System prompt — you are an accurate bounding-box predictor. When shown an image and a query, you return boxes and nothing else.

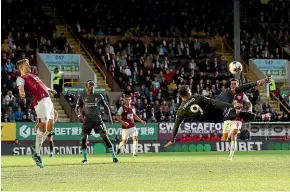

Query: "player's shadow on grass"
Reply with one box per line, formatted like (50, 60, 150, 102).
(1, 161, 148, 168)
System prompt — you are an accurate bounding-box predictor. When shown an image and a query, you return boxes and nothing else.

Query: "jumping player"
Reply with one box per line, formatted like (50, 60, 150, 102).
(115, 95, 146, 157)
(75, 80, 118, 164)
(164, 85, 267, 148)
(34, 110, 59, 157)
(217, 78, 271, 160)
(223, 93, 252, 160)
(165, 85, 238, 147)
(16, 59, 56, 168)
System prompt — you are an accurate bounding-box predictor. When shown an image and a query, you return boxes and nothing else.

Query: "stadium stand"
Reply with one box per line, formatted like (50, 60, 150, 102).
(49, 0, 290, 124)
(1, 0, 70, 122)
(3, 0, 288, 126)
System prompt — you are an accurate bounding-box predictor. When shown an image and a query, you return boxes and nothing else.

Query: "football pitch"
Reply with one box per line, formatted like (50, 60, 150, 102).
(2, 151, 290, 191)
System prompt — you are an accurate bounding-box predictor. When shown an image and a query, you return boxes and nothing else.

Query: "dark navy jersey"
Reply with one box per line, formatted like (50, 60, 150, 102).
(76, 93, 111, 123)
(171, 95, 234, 141)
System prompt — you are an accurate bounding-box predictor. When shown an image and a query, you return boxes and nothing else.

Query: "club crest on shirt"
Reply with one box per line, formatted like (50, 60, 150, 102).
(237, 96, 241, 100)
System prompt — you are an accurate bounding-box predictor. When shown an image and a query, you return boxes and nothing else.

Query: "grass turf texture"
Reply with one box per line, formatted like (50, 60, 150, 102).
(2, 151, 290, 191)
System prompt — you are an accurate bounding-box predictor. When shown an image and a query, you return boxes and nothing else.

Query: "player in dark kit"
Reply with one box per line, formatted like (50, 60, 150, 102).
(165, 85, 238, 147)
(164, 85, 268, 147)
(75, 80, 118, 164)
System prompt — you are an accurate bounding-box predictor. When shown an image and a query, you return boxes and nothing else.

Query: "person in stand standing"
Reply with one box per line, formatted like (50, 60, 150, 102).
(53, 67, 62, 98)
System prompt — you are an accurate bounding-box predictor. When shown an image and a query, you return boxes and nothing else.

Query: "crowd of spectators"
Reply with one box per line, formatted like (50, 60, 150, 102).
(1, 0, 70, 122)
(3, 0, 289, 126)
(54, 0, 232, 39)
(238, 0, 290, 61)
(51, 0, 290, 124)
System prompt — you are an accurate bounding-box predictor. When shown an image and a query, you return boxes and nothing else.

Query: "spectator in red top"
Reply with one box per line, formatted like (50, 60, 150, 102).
(163, 69, 174, 83)
(211, 133, 221, 141)
(196, 134, 204, 141)
(204, 134, 211, 141)
(187, 134, 196, 142)
(283, 133, 289, 141)
(180, 134, 188, 142)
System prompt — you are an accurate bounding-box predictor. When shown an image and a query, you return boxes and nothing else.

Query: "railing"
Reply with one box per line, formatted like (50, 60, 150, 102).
(270, 92, 290, 115)
(62, 81, 86, 90)
(59, 92, 79, 122)
(221, 39, 249, 73)
(63, 25, 107, 84)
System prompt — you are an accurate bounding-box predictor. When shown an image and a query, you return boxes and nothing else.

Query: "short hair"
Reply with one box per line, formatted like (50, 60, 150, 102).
(178, 85, 189, 97)
(125, 95, 131, 98)
(16, 59, 28, 69)
(230, 78, 239, 82)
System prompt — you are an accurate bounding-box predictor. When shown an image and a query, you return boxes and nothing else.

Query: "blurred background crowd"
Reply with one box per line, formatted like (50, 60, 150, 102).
(1, 0, 290, 141)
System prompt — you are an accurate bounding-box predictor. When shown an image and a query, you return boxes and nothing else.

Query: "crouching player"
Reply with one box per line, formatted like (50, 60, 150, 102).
(115, 95, 146, 157)
(75, 80, 118, 164)
(222, 92, 252, 160)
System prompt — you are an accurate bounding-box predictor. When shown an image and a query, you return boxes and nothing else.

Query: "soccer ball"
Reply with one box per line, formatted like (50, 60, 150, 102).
(229, 61, 243, 74)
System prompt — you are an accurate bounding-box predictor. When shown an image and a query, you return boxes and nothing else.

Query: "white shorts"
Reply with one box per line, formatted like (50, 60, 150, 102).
(122, 127, 138, 140)
(34, 97, 54, 122)
(223, 120, 243, 134)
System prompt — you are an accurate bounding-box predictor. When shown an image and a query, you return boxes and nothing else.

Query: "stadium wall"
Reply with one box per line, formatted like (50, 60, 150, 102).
(2, 141, 290, 155)
(2, 122, 289, 142)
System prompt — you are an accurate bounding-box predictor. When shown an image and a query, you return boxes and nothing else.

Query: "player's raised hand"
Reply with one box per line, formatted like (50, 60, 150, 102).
(164, 140, 174, 148)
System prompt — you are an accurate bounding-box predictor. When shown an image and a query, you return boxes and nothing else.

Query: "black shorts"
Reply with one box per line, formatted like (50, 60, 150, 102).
(82, 121, 107, 136)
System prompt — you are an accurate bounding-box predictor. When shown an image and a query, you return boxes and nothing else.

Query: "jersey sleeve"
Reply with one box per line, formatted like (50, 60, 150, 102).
(117, 107, 123, 116)
(195, 95, 233, 110)
(16, 77, 25, 86)
(243, 94, 250, 102)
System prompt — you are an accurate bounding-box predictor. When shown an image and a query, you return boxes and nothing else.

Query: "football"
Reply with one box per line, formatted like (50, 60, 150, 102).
(229, 61, 243, 74)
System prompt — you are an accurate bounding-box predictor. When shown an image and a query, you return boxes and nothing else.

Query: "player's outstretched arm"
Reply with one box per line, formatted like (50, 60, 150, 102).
(165, 115, 184, 147)
(235, 82, 257, 94)
(171, 115, 184, 142)
(235, 76, 271, 94)
(195, 95, 234, 109)
(99, 94, 113, 123)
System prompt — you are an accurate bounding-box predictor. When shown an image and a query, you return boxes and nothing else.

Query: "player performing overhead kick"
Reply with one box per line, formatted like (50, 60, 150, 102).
(75, 80, 118, 164)
(164, 85, 267, 148)
(115, 95, 146, 157)
(16, 59, 57, 168)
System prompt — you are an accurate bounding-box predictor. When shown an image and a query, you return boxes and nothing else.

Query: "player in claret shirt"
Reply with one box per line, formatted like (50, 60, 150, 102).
(116, 95, 146, 157)
(16, 59, 57, 168)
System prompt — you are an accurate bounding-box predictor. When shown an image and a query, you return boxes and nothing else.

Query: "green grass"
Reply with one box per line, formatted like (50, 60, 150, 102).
(2, 151, 290, 191)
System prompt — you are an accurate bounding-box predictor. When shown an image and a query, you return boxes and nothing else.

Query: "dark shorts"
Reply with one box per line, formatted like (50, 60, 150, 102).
(82, 121, 107, 136)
